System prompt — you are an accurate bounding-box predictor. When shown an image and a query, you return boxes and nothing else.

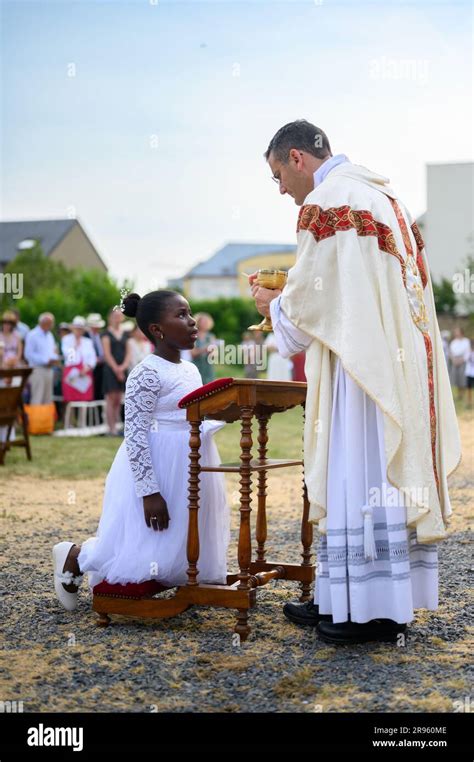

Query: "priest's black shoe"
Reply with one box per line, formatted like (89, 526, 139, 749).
(316, 618, 407, 644)
(283, 600, 332, 626)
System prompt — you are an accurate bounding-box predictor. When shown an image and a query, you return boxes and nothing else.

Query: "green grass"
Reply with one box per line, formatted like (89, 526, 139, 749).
(214, 405, 304, 463)
(2, 406, 305, 480)
(4, 388, 470, 481)
(3, 435, 121, 479)
(453, 395, 473, 416)
(213, 363, 246, 379)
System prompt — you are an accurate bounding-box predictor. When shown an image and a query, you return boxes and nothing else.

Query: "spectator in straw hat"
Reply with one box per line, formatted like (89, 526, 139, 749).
(0, 310, 23, 369)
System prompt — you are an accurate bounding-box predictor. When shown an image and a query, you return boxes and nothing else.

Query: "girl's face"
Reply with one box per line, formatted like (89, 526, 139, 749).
(151, 295, 197, 350)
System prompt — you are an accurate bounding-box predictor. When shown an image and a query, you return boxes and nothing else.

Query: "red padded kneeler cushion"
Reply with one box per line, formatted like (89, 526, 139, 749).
(178, 377, 234, 408)
(93, 579, 165, 598)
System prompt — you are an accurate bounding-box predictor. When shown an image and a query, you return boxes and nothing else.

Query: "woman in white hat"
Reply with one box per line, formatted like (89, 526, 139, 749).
(61, 316, 97, 403)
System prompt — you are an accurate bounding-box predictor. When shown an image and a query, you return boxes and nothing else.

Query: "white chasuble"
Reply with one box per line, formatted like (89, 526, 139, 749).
(269, 160, 461, 622)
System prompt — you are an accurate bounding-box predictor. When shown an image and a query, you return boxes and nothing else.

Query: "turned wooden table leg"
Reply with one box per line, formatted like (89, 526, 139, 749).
(96, 612, 111, 627)
(300, 404, 313, 601)
(256, 414, 269, 562)
(235, 406, 254, 641)
(186, 419, 202, 586)
(300, 483, 313, 601)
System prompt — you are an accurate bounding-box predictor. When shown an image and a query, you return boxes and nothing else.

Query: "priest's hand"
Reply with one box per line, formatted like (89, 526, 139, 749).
(143, 492, 170, 531)
(251, 284, 282, 318)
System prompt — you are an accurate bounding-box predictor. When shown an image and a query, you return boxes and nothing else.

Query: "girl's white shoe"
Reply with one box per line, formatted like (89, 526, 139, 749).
(53, 542, 83, 611)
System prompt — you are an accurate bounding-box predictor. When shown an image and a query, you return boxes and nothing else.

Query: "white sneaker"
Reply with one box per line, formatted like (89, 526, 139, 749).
(53, 542, 83, 611)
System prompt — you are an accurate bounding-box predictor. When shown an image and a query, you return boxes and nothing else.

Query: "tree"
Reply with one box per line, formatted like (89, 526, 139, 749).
(432, 276, 457, 315)
(0, 245, 132, 327)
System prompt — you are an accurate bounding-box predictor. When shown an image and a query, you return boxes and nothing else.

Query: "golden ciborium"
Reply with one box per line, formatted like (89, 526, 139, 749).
(248, 268, 288, 332)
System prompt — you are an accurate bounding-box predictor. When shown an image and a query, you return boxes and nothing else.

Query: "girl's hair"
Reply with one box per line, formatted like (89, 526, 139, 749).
(122, 290, 177, 342)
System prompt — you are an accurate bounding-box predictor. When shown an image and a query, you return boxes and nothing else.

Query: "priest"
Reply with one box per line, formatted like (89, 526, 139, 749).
(250, 120, 461, 645)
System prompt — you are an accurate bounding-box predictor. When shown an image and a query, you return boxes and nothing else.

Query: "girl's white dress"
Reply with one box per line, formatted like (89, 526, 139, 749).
(78, 354, 230, 588)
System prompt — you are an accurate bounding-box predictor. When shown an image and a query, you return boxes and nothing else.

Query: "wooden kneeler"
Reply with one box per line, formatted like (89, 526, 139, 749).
(92, 378, 314, 640)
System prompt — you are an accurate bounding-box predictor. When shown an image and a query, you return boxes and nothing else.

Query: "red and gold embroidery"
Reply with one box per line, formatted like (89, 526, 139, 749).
(298, 200, 439, 496)
(422, 332, 440, 494)
(390, 198, 414, 257)
(410, 221, 428, 289)
(297, 204, 407, 284)
(389, 198, 439, 496)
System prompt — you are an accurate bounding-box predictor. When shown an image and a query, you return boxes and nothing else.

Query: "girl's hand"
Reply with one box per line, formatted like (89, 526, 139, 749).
(143, 492, 170, 531)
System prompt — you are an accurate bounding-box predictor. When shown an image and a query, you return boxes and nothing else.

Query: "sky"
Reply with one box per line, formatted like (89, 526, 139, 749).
(1, 0, 473, 294)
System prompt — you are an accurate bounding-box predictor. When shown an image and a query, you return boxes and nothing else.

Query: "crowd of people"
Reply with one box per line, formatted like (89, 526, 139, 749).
(441, 326, 474, 406)
(0, 308, 154, 435)
(1, 305, 473, 437)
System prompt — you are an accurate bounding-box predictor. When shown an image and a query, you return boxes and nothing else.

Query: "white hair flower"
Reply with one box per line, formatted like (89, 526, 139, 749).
(114, 287, 131, 313)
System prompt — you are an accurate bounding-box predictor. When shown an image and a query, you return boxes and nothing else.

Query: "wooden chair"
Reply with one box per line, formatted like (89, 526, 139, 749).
(0, 367, 33, 465)
(92, 378, 314, 640)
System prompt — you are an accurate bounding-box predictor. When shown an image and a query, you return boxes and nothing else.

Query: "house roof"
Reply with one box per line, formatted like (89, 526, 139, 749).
(0, 218, 107, 270)
(185, 242, 296, 278)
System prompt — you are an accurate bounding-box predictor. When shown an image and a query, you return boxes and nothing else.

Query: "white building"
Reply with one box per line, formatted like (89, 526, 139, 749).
(180, 242, 297, 300)
(419, 162, 473, 282)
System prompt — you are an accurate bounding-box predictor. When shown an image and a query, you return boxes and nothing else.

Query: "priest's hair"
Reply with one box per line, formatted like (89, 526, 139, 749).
(264, 119, 331, 163)
(122, 290, 177, 342)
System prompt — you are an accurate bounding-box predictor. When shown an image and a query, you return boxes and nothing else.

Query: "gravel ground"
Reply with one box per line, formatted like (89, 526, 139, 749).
(0, 415, 472, 713)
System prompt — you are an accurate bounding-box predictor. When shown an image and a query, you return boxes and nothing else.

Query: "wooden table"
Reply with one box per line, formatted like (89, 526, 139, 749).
(93, 379, 314, 640)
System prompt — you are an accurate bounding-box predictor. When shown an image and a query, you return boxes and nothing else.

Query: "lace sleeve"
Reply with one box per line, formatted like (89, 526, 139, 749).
(124, 363, 161, 498)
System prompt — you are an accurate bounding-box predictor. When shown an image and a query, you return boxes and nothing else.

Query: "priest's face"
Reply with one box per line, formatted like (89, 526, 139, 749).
(268, 149, 315, 206)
